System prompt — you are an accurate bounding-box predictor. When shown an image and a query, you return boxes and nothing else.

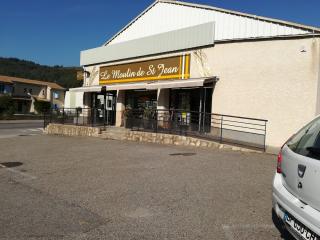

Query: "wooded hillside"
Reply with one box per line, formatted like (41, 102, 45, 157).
(0, 57, 82, 88)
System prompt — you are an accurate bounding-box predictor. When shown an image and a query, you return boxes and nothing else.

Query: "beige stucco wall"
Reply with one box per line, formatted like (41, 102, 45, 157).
(13, 83, 47, 99)
(190, 37, 320, 151)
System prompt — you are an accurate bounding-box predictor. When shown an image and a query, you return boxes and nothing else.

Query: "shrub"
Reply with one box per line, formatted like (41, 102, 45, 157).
(0, 95, 15, 116)
(34, 100, 51, 114)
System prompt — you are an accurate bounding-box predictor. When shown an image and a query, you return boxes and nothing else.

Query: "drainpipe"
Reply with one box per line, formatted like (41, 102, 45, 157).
(198, 88, 203, 132)
(318, 36, 320, 115)
(315, 34, 320, 115)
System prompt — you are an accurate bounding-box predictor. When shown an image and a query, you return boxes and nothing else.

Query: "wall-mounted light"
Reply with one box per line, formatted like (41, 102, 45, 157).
(84, 71, 91, 78)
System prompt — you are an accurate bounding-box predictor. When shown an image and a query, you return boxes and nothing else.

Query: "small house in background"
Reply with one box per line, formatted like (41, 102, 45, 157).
(0, 75, 65, 113)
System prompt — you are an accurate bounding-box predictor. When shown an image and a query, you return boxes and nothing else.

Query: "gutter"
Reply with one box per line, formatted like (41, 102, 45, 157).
(316, 36, 320, 115)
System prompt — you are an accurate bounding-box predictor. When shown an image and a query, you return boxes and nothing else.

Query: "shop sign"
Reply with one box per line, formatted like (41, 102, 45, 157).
(99, 55, 190, 85)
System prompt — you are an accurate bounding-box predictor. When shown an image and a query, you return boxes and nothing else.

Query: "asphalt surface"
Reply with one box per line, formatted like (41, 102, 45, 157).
(0, 120, 43, 138)
(0, 135, 292, 240)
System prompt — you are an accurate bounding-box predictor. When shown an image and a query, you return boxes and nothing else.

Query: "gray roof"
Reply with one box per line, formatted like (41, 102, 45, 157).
(104, 0, 320, 46)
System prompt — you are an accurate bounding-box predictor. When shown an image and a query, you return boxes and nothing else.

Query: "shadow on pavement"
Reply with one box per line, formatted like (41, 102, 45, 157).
(0, 162, 23, 168)
(272, 209, 295, 240)
(169, 152, 196, 156)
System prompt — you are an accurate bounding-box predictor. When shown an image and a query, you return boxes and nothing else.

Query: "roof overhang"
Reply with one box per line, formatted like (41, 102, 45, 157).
(80, 22, 215, 66)
(144, 77, 217, 90)
(12, 97, 32, 101)
(106, 77, 218, 91)
(33, 96, 50, 102)
(70, 77, 217, 93)
(105, 82, 149, 91)
(69, 86, 102, 93)
(104, 0, 320, 46)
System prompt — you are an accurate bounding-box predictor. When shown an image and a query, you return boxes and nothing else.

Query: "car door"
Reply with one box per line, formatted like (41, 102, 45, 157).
(281, 116, 320, 211)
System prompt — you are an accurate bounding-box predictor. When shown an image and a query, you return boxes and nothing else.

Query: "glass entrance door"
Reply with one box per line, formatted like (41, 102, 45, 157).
(92, 91, 117, 126)
(169, 87, 213, 132)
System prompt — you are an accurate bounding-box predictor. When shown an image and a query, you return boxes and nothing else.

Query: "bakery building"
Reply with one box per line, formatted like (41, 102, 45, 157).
(70, 0, 320, 152)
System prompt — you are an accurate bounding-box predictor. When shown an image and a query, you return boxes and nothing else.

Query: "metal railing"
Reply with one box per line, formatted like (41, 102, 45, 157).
(124, 109, 268, 151)
(44, 108, 268, 151)
(43, 108, 116, 128)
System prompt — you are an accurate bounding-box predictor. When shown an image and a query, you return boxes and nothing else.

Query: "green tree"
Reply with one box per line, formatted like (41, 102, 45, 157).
(34, 100, 51, 114)
(0, 95, 15, 116)
(0, 57, 82, 88)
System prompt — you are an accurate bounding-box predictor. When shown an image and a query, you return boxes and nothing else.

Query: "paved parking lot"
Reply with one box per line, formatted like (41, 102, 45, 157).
(0, 120, 43, 139)
(0, 135, 291, 239)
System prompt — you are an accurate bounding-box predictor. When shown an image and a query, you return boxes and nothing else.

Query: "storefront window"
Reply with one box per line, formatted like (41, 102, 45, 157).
(170, 88, 212, 113)
(170, 89, 199, 111)
(125, 90, 157, 110)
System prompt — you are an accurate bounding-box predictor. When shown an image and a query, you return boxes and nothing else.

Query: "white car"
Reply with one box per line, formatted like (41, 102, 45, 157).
(273, 116, 320, 240)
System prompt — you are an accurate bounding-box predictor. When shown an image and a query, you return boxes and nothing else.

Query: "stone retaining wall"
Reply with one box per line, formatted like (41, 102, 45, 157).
(45, 124, 262, 153)
(45, 124, 101, 137)
(126, 131, 219, 148)
(125, 131, 260, 153)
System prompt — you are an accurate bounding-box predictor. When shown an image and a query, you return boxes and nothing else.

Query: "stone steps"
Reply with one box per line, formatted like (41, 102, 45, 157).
(100, 127, 128, 141)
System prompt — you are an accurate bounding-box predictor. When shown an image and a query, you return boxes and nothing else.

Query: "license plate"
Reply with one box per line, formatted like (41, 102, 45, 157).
(284, 212, 318, 240)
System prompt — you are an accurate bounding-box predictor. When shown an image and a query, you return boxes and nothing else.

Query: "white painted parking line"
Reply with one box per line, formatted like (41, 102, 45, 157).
(0, 134, 17, 139)
(26, 128, 41, 132)
(0, 126, 43, 139)
(0, 163, 37, 180)
(222, 225, 235, 240)
(224, 224, 275, 229)
(222, 224, 276, 240)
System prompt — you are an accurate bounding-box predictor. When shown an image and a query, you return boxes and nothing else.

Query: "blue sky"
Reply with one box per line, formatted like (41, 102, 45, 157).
(1, 0, 319, 67)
